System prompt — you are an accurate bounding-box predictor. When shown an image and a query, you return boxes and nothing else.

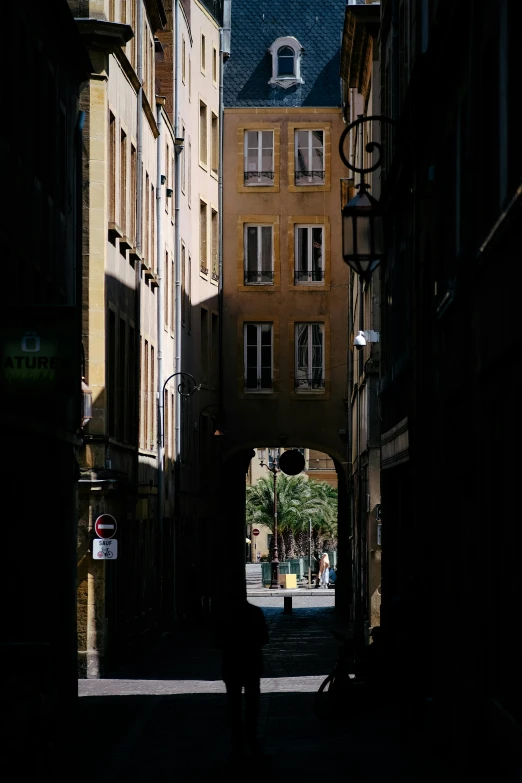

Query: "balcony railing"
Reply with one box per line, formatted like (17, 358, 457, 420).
(200, 265, 208, 275)
(295, 378, 325, 391)
(307, 458, 335, 471)
(244, 270, 274, 285)
(212, 271, 219, 282)
(295, 269, 324, 284)
(244, 377, 274, 392)
(295, 170, 324, 184)
(244, 171, 275, 185)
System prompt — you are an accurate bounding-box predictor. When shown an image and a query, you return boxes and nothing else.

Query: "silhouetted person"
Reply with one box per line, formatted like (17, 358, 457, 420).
(213, 593, 269, 759)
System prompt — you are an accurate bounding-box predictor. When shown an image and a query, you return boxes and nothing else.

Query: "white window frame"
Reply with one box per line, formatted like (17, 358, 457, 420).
(295, 323, 325, 392)
(244, 130, 274, 186)
(294, 224, 324, 284)
(294, 129, 324, 185)
(244, 323, 273, 392)
(268, 36, 304, 88)
(244, 224, 274, 285)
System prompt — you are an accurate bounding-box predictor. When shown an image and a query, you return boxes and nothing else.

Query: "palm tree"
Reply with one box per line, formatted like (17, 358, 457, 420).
(246, 473, 337, 560)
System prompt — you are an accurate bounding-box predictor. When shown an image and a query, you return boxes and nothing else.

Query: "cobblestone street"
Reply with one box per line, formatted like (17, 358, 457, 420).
(77, 595, 460, 782)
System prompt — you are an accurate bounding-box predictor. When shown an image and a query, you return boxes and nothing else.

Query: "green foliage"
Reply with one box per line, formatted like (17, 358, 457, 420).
(246, 473, 337, 560)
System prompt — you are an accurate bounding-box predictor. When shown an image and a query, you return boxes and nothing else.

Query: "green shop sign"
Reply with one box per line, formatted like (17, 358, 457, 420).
(1, 307, 78, 398)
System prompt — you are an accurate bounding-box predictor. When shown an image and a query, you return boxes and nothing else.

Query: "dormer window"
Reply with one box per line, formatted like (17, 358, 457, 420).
(268, 36, 304, 89)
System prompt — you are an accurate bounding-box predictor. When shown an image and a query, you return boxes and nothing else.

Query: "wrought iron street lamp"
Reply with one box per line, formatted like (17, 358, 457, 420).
(258, 447, 282, 589)
(161, 371, 200, 446)
(339, 114, 402, 280)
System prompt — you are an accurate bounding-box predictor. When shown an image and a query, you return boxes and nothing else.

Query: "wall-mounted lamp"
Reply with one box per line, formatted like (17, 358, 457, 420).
(174, 137, 185, 154)
(81, 377, 93, 427)
(166, 188, 173, 198)
(342, 183, 384, 279)
(161, 174, 167, 185)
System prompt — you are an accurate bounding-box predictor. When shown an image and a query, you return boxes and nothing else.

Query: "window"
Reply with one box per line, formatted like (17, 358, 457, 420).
(244, 130, 274, 185)
(201, 308, 209, 384)
(130, 144, 137, 243)
(188, 139, 192, 206)
(201, 34, 206, 72)
(211, 313, 219, 388)
(294, 225, 323, 284)
(268, 36, 303, 88)
(200, 201, 208, 273)
(145, 171, 150, 262)
(144, 338, 149, 448)
(171, 257, 175, 331)
(118, 317, 126, 440)
(244, 323, 273, 392)
(244, 225, 273, 285)
(295, 323, 325, 391)
(211, 112, 218, 174)
(295, 130, 324, 184)
(277, 46, 295, 76)
(150, 345, 155, 448)
(181, 243, 186, 325)
(212, 46, 217, 83)
(188, 56, 192, 101)
(108, 309, 116, 436)
(120, 129, 127, 233)
(109, 113, 116, 224)
(211, 209, 218, 281)
(199, 101, 207, 166)
(150, 184, 155, 272)
(187, 255, 192, 333)
(182, 36, 186, 83)
(164, 251, 169, 326)
(181, 123, 186, 193)
(165, 142, 170, 213)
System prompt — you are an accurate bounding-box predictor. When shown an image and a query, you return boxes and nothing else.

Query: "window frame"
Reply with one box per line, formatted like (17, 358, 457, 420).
(288, 216, 330, 289)
(243, 224, 274, 286)
(238, 215, 280, 289)
(243, 322, 274, 394)
(294, 322, 325, 393)
(268, 36, 304, 88)
(243, 129, 274, 187)
(294, 129, 324, 186)
(237, 124, 280, 193)
(294, 224, 324, 285)
(288, 122, 331, 192)
(199, 199, 208, 275)
(199, 99, 208, 168)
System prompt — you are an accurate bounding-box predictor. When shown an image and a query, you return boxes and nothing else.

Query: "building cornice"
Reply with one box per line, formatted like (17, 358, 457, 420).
(144, 0, 168, 32)
(74, 18, 134, 53)
(340, 4, 380, 95)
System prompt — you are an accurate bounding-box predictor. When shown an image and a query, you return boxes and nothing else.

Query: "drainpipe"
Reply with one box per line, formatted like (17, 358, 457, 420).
(172, 0, 181, 621)
(174, 0, 181, 459)
(219, 3, 231, 416)
(156, 100, 165, 621)
(135, 0, 143, 463)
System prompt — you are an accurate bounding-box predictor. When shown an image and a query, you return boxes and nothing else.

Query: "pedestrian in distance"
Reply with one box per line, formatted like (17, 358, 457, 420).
(213, 591, 269, 761)
(318, 552, 330, 588)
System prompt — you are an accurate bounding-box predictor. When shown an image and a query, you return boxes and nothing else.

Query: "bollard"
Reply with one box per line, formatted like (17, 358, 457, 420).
(284, 596, 292, 614)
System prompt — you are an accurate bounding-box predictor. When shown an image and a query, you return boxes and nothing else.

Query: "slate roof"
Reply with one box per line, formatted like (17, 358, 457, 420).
(223, 0, 346, 108)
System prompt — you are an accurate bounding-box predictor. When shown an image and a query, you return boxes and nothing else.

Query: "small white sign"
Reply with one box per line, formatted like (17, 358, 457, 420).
(93, 538, 118, 560)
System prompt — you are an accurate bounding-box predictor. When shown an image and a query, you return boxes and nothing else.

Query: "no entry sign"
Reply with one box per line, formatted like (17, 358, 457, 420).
(252, 528, 260, 536)
(94, 514, 117, 539)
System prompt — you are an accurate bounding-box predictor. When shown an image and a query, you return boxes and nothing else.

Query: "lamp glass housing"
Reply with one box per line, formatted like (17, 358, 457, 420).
(257, 448, 266, 462)
(342, 184, 384, 278)
(81, 378, 93, 427)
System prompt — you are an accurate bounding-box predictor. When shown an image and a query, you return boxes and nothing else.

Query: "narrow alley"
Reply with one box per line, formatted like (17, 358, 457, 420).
(77, 595, 459, 782)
